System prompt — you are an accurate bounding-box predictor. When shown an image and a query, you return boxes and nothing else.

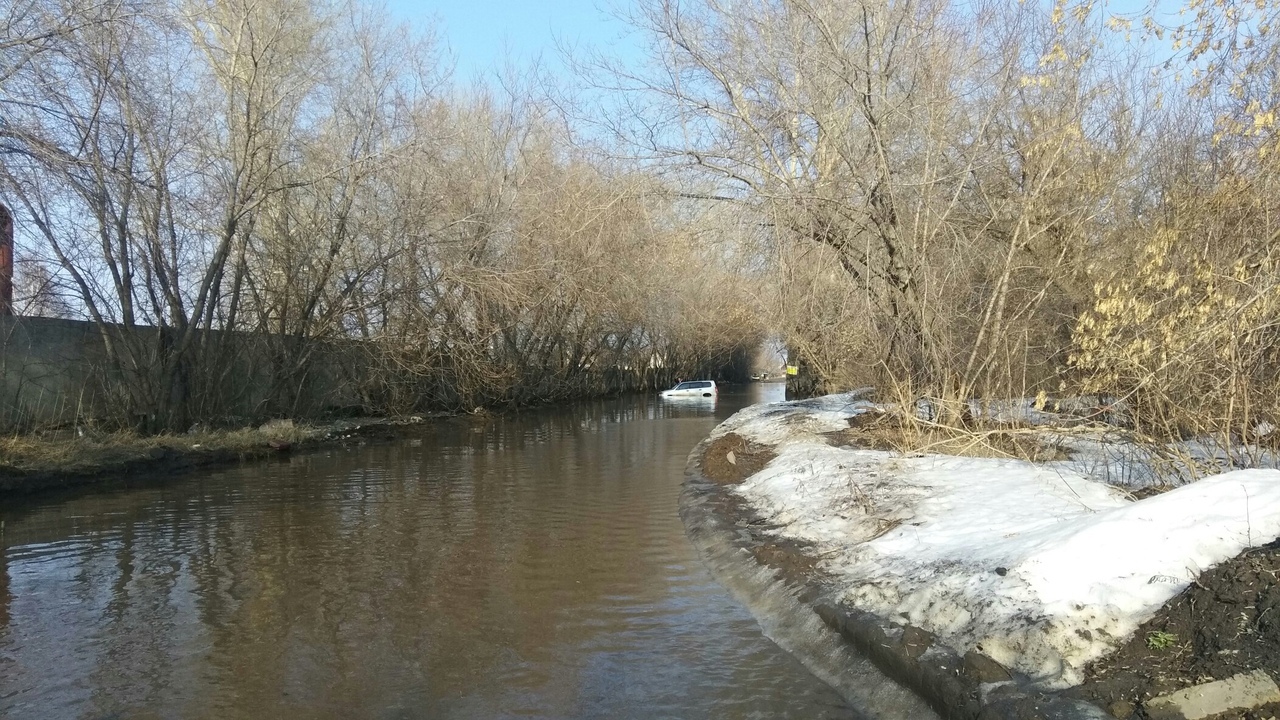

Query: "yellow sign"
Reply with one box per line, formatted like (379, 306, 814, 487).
(785, 365, 798, 376)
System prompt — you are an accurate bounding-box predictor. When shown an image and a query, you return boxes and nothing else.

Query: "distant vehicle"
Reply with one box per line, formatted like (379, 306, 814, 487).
(660, 380, 717, 398)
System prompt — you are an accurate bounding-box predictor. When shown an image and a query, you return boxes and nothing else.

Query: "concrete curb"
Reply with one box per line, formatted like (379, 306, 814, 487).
(680, 435, 1113, 720)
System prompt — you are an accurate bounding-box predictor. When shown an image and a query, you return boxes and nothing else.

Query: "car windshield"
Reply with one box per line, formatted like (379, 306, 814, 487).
(673, 381, 711, 390)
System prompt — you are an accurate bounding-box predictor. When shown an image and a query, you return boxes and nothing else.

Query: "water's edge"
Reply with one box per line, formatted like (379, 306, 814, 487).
(0, 417, 427, 497)
(679, 436, 1113, 720)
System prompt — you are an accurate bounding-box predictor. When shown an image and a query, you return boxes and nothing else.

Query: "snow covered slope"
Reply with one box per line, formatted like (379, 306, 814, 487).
(717, 393, 1280, 688)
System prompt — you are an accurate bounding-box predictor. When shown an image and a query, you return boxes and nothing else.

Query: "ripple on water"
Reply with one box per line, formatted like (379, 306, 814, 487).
(1, 388, 862, 719)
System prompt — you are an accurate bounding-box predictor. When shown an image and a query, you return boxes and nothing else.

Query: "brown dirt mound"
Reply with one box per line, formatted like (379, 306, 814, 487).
(700, 433, 777, 484)
(1066, 540, 1280, 719)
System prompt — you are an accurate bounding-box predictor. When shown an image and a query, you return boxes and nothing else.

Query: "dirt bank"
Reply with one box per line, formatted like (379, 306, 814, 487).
(700, 432, 777, 484)
(0, 415, 446, 496)
(1065, 540, 1280, 719)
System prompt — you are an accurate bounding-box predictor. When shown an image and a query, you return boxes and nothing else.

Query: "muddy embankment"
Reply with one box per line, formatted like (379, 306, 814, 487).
(0, 416, 442, 497)
(681, 432, 1114, 720)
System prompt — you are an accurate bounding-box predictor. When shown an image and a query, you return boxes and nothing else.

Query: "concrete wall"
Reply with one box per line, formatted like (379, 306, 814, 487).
(0, 316, 751, 430)
(0, 316, 361, 430)
(0, 316, 111, 428)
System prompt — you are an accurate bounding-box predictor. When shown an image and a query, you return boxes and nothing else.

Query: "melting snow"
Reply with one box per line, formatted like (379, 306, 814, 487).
(720, 392, 1280, 688)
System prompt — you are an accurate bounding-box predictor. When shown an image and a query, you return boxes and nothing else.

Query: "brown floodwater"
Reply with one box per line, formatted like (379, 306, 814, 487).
(0, 384, 861, 719)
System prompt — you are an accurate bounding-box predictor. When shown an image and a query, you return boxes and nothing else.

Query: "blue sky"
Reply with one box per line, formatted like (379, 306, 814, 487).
(384, 0, 644, 81)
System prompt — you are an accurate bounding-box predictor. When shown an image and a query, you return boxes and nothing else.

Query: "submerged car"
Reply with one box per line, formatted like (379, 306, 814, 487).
(660, 380, 717, 398)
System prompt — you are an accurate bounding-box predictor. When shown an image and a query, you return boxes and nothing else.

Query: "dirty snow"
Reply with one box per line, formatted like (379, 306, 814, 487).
(720, 392, 1280, 688)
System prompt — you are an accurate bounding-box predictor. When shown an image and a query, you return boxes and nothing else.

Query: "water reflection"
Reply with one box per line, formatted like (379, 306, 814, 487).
(0, 546, 8, 628)
(657, 394, 719, 416)
(0, 384, 858, 719)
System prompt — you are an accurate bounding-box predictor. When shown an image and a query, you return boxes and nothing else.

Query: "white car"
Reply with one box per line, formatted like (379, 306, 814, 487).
(660, 380, 717, 398)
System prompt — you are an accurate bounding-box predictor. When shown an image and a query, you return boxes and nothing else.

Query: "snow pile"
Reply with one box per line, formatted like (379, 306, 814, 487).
(720, 393, 1280, 688)
(712, 393, 875, 446)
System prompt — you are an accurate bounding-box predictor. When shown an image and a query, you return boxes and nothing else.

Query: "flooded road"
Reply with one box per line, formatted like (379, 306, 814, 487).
(0, 384, 858, 719)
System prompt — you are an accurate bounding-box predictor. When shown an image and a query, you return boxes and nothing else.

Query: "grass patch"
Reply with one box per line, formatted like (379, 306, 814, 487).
(826, 411, 1069, 462)
(1145, 630, 1178, 651)
(0, 421, 315, 477)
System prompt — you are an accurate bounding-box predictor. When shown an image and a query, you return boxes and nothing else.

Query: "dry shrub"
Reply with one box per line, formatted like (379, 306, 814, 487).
(1071, 212, 1280, 466)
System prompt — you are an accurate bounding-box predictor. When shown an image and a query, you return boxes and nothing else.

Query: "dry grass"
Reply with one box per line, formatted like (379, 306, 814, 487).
(0, 421, 316, 476)
(827, 411, 1069, 462)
